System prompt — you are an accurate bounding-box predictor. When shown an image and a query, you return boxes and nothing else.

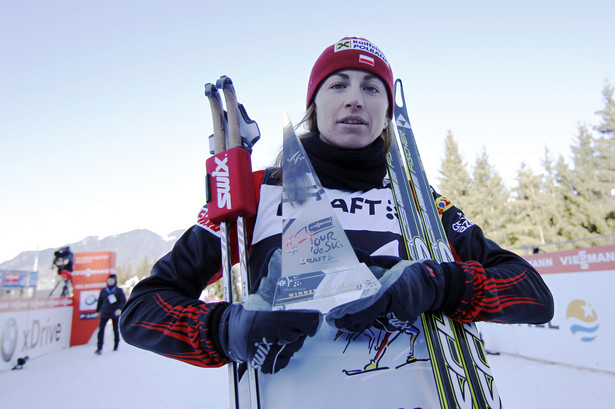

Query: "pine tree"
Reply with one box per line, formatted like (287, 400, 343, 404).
(539, 148, 566, 245)
(554, 155, 581, 244)
(437, 130, 472, 210)
(593, 81, 615, 230)
(135, 256, 153, 279)
(465, 148, 511, 245)
(115, 263, 133, 286)
(595, 80, 615, 136)
(555, 125, 609, 245)
(508, 163, 545, 248)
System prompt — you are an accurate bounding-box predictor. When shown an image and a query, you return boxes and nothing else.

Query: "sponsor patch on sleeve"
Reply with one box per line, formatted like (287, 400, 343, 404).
(452, 211, 474, 234)
(435, 196, 453, 216)
(196, 206, 220, 236)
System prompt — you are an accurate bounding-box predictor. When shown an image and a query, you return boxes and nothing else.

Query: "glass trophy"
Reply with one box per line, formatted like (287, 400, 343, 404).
(271, 113, 381, 313)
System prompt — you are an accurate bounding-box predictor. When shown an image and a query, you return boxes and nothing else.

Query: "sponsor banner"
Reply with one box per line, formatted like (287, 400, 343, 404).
(0, 298, 73, 313)
(479, 244, 615, 373)
(78, 290, 100, 312)
(0, 299, 72, 372)
(0, 270, 37, 288)
(524, 244, 615, 274)
(70, 252, 116, 346)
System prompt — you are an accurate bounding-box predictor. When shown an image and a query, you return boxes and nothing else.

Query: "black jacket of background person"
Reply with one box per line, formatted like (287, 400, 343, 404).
(97, 285, 126, 318)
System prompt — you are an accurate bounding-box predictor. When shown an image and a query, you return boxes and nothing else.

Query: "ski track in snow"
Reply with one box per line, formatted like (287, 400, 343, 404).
(1, 331, 613, 408)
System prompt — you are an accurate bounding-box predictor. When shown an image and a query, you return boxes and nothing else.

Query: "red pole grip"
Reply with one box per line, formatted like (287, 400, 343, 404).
(206, 147, 257, 224)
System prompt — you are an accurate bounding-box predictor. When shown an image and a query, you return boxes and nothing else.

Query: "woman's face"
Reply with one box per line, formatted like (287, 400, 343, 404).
(314, 69, 389, 149)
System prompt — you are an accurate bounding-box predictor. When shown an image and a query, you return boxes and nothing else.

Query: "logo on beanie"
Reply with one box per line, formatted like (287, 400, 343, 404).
(336, 40, 352, 51)
(358, 54, 375, 66)
(334, 38, 389, 67)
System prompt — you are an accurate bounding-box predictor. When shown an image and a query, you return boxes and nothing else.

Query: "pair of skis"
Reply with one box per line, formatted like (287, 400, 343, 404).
(204, 76, 261, 409)
(387, 79, 502, 408)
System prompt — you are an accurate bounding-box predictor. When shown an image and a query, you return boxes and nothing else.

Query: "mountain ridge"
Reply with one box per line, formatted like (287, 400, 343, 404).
(0, 228, 186, 289)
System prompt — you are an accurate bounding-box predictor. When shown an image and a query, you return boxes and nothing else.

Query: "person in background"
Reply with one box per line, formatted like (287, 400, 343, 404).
(95, 274, 126, 355)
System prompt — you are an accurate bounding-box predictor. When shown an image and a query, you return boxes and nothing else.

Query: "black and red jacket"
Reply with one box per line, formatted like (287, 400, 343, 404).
(119, 168, 554, 368)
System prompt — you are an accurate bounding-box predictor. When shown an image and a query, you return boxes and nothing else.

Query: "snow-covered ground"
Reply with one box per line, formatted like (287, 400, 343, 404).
(1, 330, 613, 408)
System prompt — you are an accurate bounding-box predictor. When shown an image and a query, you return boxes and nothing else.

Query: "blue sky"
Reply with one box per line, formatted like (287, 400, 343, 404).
(1, 0, 614, 263)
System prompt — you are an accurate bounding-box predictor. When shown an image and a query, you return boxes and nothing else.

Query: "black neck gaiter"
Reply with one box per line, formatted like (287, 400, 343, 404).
(301, 134, 387, 191)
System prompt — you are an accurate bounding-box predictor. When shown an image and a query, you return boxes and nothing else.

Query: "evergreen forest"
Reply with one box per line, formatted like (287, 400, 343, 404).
(437, 81, 615, 254)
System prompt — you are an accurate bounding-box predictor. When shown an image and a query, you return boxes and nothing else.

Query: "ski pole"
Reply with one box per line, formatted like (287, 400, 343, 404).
(216, 75, 261, 409)
(205, 82, 238, 409)
(216, 76, 254, 302)
(205, 76, 260, 409)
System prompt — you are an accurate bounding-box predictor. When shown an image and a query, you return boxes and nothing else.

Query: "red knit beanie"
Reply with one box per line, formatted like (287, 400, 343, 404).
(307, 37, 394, 118)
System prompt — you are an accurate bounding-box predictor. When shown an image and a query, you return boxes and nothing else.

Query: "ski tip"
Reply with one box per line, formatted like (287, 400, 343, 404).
(394, 78, 405, 109)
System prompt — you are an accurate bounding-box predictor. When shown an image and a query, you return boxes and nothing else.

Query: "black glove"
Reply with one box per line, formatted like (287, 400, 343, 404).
(218, 303, 321, 374)
(326, 258, 459, 333)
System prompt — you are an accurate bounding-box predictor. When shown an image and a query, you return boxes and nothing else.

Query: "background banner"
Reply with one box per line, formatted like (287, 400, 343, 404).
(0, 298, 72, 372)
(479, 244, 615, 373)
(70, 251, 116, 346)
